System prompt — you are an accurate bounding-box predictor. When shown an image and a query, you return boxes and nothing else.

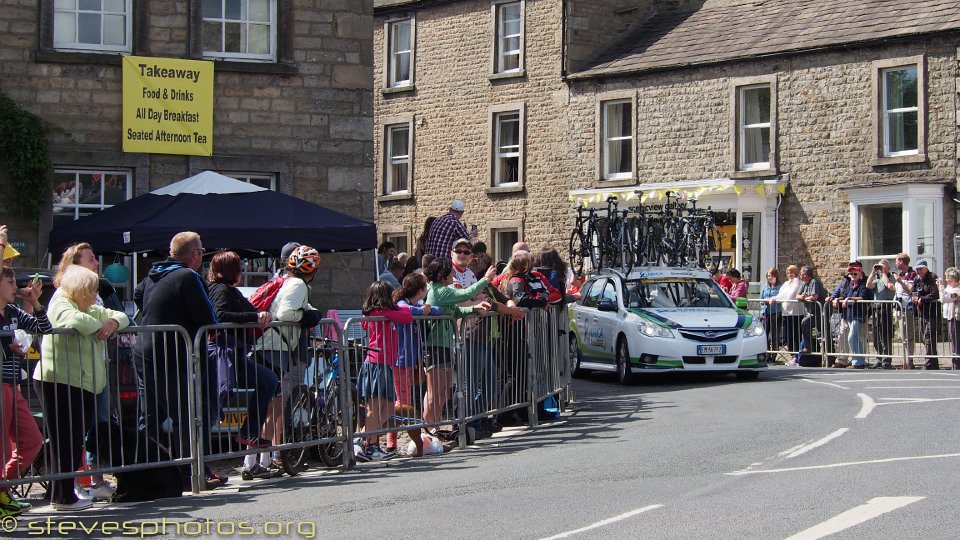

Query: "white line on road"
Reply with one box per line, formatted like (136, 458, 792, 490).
(539, 504, 664, 539)
(855, 393, 875, 419)
(783, 428, 849, 459)
(867, 386, 960, 389)
(833, 378, 954, 383)
(783, 496, 924, 540)
(802, 379, 850, 390)
(725, 452, 960, 475)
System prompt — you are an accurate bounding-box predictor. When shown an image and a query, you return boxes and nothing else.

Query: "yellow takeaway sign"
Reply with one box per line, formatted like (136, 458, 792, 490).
(122, 56, 214, 156)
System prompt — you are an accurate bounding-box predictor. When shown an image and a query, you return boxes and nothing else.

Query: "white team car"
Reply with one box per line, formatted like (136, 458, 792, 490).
(569, 267, 767, 384)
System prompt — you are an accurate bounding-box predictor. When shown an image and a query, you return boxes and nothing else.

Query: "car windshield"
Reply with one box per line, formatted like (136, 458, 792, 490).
(625, 277, 733, 309)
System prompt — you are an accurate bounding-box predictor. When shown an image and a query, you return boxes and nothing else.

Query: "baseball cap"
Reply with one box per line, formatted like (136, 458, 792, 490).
(450, 199, 465, 212)
(451, 238, 472, 251)
(280, 242, 301, 261)
(846, 265, 862, 274)
(916, 259, 929, 268)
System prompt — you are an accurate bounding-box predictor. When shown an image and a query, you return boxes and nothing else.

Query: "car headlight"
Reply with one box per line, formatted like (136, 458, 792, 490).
(746, 318, 765, 337)
(638, 319, 674, 339)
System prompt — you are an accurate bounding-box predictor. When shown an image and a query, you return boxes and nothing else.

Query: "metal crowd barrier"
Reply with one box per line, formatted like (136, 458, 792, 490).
(747, 297, 957, 369)
(2, 306, 570, 498)
(0, 325, 197, 494)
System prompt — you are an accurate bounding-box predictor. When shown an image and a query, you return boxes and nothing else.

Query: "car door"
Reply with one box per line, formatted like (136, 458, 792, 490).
(575, 278, 606, 361)
(595, 279, 623, 364)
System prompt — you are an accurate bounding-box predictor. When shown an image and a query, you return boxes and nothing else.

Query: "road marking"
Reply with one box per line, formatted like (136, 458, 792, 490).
(539, 504, 664, 539)
(876, 397, 960, 405)
(802, 379, 850, 390)
(867, 386, 960, 389)
(833, 378, 954, 383)
(783, 428, 849, 459)
(726, 452, 960, 475)
(784, 496, 924, 540)
(855, 393, 875, 419)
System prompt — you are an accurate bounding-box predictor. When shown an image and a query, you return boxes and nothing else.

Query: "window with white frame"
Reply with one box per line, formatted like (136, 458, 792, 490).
(738, 84, 771, 170)
(601, 99, 633, 180)
(383, 233, 409, 256)
(493, 229, 519, 262)
(493, 111, 521, 186)
(226, 173, 276, 190)
(494, 2, 522, 74)
(53, 0, 131, 52)
(387, 18, 413, 88)
(849, 184, 943, 272)
(857, 203, 902, 268)
(202, 0, 276, 61)
(881, 66, 919, 157)
(385, 123, 412, 194)
(52, 169, 132, 231)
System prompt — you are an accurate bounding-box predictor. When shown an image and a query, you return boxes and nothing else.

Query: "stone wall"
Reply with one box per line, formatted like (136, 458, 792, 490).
(0, 0, 374, 310)
(374, 0, 573, 255)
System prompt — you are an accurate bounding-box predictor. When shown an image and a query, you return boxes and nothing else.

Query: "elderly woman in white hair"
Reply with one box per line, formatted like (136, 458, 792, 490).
(939, 267, 960, 370)
(33, 265, 129, 511)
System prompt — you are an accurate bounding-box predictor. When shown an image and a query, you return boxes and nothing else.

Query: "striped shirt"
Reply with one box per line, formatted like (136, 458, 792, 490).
(1, 304, 53, 384)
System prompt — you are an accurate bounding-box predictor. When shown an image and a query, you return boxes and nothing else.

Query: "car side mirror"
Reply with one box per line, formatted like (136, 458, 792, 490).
(735, 297, 748, 310)
(597, 299, 618, 312)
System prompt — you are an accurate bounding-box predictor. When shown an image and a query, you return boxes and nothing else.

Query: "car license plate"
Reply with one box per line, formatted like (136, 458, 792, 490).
(697, 344, 726, 356)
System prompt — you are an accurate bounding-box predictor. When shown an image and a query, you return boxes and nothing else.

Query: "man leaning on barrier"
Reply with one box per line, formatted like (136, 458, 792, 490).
(133, 232, 222, 488)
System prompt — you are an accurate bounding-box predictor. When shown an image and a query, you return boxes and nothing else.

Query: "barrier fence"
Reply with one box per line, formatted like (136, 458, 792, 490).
(0, 306, 570, 499)
(747, 298, 958, 369)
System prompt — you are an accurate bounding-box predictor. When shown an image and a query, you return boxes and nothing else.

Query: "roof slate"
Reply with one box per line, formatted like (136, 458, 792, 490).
(573, 0, 960, 79)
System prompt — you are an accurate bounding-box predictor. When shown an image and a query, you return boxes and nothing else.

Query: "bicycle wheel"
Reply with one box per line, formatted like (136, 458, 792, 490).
(282, 384, 316, 476)
(315, 392, 345, 468)
(568, 229, 585, 276)
(587, 223, 603, 271)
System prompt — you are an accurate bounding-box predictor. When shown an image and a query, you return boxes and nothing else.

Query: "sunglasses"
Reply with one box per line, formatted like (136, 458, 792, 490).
(453, 249, 472, 255)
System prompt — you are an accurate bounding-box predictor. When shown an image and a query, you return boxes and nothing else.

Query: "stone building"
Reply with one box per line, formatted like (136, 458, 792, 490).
(0, 0, 375, 308)
(373, 0, 960, 283)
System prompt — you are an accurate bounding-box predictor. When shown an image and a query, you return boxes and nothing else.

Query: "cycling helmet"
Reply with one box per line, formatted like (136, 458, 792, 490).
(287, 245, 321, 274)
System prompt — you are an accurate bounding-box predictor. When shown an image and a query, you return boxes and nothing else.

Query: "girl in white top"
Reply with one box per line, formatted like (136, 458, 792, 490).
(938, 267, 960, 370)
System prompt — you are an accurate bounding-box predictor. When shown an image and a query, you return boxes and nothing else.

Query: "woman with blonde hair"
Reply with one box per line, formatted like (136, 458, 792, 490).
(33, 265, 129, 511)
(772, 264, 804, 364)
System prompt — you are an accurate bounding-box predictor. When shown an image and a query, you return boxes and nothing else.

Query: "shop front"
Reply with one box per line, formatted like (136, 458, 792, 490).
(568, 176, 788, 286)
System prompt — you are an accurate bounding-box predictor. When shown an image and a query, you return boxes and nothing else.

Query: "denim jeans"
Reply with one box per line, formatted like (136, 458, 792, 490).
(847, 319, 865, 366)
(466, 338, 496, 415)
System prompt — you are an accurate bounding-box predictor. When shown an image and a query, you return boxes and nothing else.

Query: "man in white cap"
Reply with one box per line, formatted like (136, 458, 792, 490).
(424, 199, 471, 258)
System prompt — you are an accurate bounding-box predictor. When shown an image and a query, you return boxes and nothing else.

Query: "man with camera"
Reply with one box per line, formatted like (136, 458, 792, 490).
(866, 259, 896, 368)
(893, 253, 917, 368)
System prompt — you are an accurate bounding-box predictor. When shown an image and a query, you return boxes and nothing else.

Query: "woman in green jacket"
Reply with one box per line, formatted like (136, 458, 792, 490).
(33, 265, 129, 511)
(422, 258, 494, 426)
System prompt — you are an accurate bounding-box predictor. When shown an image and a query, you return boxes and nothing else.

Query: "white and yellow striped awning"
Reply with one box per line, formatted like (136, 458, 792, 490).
(567, 176, 789, 206)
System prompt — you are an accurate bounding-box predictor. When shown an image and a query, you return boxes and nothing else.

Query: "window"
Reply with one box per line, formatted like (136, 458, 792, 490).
(385, 123, 412, 195)
(858, 203, 902, 267)
(52, 169, 132, 231)
(387, 18, 413, 88)
(882, 66, 918, 156)
(849, 184, 943, 272)
(493, 229, 519, 262)
(53, 0, 132, 52)
(738, 85, 771, 170)
(202, 0, 276, 61)
(582, 279, 604, 309)
(493, 111, 521, 186)
(493, 2, 522, 74)
(601, 99, 633, 180)
(872, 57, 925, 165)
(226, 173, 276, 190)
(383, 233, 409, 255)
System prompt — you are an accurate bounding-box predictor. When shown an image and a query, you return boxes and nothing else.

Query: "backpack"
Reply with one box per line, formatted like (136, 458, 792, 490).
(249, 276, 290, 312)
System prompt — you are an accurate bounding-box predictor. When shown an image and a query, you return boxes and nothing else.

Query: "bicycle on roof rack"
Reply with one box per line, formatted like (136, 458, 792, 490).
(569, 191, 728, 273)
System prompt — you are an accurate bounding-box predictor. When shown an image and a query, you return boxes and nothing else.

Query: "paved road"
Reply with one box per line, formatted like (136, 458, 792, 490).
(11, 368, 960, 539)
